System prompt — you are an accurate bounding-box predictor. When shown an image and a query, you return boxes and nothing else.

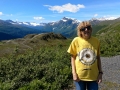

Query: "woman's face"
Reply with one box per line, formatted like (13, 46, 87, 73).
(80, 26, 92, 40)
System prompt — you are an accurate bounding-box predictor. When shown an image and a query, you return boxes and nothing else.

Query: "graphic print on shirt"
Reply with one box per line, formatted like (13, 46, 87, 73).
(78, 48, 96, 65)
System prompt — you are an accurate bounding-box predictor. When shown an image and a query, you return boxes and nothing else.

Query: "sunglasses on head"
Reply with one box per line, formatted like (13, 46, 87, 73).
(80, 26, 91, 31)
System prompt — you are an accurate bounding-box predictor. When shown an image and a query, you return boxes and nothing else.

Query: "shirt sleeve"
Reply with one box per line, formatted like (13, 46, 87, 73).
(67, 38, 77, 56)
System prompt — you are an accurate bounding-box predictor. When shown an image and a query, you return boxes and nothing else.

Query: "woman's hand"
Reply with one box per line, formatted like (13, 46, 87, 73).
(72, 73, 80, 82)
(71, 55, 80, 82)
(97, 74, 102, 84)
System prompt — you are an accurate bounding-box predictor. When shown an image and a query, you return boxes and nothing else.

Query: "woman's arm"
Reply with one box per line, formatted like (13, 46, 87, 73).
(97, 55, 102, 72)
(71, 55, 80, 81)
(97, 55, 103, 83)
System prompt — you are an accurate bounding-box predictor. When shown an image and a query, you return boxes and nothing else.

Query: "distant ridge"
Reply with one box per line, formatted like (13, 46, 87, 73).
(24, 32, 67, 41)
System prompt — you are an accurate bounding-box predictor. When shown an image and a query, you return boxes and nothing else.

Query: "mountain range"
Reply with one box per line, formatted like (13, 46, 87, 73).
(0, 17, 120, 40)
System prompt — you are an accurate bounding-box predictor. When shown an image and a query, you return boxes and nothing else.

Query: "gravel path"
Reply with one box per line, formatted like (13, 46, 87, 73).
(99, 55, 120, 90)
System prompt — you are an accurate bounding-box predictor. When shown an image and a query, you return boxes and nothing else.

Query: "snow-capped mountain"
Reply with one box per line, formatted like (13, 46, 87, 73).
(45, 17, 81, 26)
(40, 17, 81, 37)
(60, 17, 81, 24)
(5, 17, 81, 27)
(5, 20, 46, 26)
(1, 16, 120, 40)
(5, 16, 118, 27)
(91, 17, 118, 21)
(0, 19, 46, 40)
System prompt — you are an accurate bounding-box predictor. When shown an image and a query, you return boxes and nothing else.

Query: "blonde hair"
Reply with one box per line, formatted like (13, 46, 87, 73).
(77, 21, 92, 37)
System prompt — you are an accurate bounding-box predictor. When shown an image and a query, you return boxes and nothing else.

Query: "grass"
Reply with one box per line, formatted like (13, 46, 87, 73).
(0, 33, 71, 57)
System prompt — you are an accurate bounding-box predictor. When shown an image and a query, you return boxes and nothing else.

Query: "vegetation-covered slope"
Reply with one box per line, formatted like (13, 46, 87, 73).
(0, 46, 72, 90)
(0, 33, 66, 56)
(96, 22, 120, 56)
(0, 33, 73, 90)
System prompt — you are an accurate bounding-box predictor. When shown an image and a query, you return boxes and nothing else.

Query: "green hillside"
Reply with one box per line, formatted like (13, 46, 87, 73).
(0, 33, 73, 90)
(0, 45, 73, 90)
(96, 21, 120, 56)
(0, 33, 67, 57)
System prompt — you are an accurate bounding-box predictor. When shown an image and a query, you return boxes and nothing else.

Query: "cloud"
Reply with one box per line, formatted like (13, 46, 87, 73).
(0, 12, 3, 15)
(94, 14, 98, 17)
(44, 3, 85, 13)
(6, 14, 13, 16)
(33, 17, 44, 20)
(0, 12, 13, 16)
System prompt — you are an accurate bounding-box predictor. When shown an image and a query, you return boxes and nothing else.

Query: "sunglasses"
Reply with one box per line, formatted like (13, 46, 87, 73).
(80, 26, 91, 31)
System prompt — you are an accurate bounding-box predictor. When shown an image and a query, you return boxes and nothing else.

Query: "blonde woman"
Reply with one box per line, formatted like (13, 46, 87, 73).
(67, 21, 103, 90)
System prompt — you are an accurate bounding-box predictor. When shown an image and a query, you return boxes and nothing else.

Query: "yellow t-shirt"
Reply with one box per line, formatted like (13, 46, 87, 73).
(67, 36, 100, 81)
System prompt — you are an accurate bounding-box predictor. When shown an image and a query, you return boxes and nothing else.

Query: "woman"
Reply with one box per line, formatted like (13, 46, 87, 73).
(67, 21, 103, 90)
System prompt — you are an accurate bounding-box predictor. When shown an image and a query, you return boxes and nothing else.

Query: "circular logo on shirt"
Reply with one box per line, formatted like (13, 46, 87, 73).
(78, 48, 96, 65)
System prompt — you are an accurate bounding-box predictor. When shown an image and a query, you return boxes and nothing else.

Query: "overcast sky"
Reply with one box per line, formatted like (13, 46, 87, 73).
(0, 0, 120, 23)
